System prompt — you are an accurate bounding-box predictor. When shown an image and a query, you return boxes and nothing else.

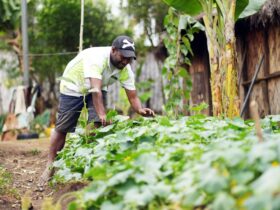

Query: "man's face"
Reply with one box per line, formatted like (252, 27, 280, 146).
(110, 47, 133, 70)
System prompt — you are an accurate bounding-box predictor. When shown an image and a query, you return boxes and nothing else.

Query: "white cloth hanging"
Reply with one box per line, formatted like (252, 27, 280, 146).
(14, 86, 27, 115)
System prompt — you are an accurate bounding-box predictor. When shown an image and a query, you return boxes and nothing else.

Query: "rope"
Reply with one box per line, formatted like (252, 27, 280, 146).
(19, 51, 78, 57)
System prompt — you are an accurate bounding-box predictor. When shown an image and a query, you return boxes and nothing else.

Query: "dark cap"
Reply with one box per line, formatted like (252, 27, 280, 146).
(112, 35, 136, 59)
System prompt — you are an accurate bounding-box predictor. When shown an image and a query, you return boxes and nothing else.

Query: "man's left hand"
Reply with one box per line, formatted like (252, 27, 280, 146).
(137, 108, 155, 117)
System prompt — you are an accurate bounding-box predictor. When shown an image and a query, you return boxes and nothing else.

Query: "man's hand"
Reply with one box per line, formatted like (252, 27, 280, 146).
(90, 78, 108, 126)
(99, 115, 112, 126)
(137, 108, 155, 117)
(125, 89, 155, 118)
(99, 115, 110, 126)
(99, 115, 106, 126)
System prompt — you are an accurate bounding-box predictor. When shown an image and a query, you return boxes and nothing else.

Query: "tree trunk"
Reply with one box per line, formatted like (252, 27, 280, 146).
(201, 0, 240, 117)
(203, 11, 224, 116)
(7, 29, 23, 74)
(223, 0, 240, 117)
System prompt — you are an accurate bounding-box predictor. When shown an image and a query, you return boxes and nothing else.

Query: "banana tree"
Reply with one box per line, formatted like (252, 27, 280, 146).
(162, 0, 266, 117)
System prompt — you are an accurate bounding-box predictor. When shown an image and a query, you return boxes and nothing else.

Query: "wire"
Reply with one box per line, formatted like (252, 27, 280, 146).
(19, 51, 79, 57)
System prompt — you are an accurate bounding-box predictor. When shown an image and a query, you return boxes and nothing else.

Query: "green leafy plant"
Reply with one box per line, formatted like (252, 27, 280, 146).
(163, 9, 204, 117)
(189, 102, 209, 115)
(52, 114, 280, 209)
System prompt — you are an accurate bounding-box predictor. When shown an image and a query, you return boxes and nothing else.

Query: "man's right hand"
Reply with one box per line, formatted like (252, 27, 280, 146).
(90, 78, 108, 126)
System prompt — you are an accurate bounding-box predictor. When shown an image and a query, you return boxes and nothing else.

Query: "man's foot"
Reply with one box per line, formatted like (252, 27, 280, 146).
(38, 165, 54, 186)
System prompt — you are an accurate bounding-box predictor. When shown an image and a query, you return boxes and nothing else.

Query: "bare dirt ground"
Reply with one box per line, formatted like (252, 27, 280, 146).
(0, 138, 86, 210)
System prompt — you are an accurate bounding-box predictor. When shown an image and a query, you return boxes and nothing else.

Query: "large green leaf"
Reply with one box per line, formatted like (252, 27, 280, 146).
(162, 0, 202, 16)
(238, 0, 267, 19)
(235, 0, 249, 20)
(162, 0, 265, 21)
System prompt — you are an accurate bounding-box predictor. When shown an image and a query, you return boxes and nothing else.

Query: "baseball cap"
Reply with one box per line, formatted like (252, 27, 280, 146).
(112, 35, 136, 59)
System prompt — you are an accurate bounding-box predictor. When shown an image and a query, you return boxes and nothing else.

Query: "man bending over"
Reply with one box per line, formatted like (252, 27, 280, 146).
(39, 35, 155, 184)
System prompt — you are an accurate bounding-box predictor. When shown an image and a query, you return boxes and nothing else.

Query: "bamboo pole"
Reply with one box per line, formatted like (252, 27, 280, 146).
(240, 55, 264, 117)
(79, 0, 85, 52)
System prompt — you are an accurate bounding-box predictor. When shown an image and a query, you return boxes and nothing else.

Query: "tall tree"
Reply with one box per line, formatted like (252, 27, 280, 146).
(162, 0, 266, 117)
(122, 0, 168, 47)
(28, 0, 132, 103)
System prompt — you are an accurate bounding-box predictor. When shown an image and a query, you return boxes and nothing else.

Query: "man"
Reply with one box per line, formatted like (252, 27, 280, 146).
(39, 35, 155, 184)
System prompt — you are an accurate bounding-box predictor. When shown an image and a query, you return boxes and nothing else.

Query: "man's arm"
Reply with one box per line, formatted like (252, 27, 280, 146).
(90, 78, 107, 125)
(125, 89, 155, 117)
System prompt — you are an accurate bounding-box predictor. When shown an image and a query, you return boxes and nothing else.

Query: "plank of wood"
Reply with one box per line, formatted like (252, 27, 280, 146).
(268, 27, 280, 74)
(268, 77, 280, 114)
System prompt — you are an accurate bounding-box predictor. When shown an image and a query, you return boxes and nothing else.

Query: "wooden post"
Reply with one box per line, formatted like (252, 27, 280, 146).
(79, 0, 85, 52)
(21, 0, 29, 86)
(250, 100, 263, 143)
(263, 27, 271, 114)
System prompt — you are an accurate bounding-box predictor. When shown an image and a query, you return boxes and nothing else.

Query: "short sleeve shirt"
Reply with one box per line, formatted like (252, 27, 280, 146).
(60, 47, 136, 97)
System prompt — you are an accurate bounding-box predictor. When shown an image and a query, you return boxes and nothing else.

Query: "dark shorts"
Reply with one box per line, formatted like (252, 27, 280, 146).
(55, 92, 107, 133)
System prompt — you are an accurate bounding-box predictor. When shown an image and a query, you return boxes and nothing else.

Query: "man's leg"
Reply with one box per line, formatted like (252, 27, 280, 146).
(48, 130, 66, 162)
(39, 130, 66, 185)
(39, 94, 84, 185)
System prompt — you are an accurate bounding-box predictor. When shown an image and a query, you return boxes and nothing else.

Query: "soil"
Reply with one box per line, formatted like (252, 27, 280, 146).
(0, 138, 87, 210)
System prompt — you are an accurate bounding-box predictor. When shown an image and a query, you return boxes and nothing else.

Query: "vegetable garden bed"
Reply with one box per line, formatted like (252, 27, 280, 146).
(53, 115, 280, 210)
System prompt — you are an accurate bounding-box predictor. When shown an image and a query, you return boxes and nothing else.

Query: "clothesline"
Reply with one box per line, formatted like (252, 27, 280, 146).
(19, 51, 78, 57)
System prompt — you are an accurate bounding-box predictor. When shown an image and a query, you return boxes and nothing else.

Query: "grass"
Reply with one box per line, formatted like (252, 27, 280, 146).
(0, 165, 18, 198)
